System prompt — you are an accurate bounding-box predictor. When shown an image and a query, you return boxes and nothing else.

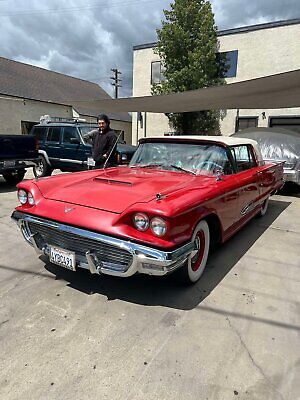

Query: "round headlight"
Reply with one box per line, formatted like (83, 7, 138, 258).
(133, 213, 149, 231)
(18, 189, 28, 205)
(150, 217, 167, 237)
(27, 192, 35, 206)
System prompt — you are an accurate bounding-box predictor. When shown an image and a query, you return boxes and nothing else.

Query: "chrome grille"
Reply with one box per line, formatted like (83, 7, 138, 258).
(27, 221, 133, 268)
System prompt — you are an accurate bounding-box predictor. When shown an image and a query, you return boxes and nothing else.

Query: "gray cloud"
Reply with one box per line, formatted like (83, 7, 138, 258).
(0, 0, 299, 98)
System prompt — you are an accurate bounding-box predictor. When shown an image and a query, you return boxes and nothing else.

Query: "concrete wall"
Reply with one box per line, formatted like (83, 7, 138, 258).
(132, 22, 300, 141)
(0, 95, 72, 134)
(0, 95, 132, 143)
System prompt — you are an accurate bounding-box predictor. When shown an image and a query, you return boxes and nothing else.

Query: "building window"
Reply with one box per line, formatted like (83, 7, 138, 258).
(236, 117, 258, 131)
(151, 61, 165, 84)
(269, 117, 300, 133)
(21, 121, 37, 135)
(218, 50, 238, 78)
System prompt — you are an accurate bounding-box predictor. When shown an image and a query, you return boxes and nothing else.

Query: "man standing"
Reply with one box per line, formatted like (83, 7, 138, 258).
(84, 114, 117, 168)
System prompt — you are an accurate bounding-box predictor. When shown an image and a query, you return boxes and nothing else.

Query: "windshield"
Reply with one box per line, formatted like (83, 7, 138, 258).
(129, 142, 232, 175)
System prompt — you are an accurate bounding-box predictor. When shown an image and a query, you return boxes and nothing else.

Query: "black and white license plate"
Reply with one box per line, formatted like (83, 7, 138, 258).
(50, 246, 76, 271)
(3, 160, 15, 167)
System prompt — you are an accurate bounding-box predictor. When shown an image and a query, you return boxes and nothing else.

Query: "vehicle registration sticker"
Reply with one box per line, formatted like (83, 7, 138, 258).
(3, 160, 15, 167)
(50, 246, 76, 271)
(87, 157, 95, 167)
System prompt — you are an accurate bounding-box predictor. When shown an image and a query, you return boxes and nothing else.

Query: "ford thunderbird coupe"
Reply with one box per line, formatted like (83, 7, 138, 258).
(12, 136, 284, 284)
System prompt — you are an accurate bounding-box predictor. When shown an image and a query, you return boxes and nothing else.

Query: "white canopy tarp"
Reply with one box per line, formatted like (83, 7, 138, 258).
(68, 69, 300, 113)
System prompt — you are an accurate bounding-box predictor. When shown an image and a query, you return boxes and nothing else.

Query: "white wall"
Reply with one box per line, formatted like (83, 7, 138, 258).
(132, 22, 300, 141)
(0, 95, 132, 143)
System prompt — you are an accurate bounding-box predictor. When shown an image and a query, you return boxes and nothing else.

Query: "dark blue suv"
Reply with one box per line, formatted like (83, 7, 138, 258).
(30, 122, 136, 177)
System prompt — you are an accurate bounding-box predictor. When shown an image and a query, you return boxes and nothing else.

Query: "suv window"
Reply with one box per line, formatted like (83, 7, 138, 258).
(62, 127, 80, 143)
(46, 127, 61, 143)
(32, 126, 47, 141)
(231, 145, 256, 172)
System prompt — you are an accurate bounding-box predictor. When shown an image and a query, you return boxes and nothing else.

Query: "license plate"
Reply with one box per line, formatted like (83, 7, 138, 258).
(50, 246, 76, 271)
(4, 160, 15, 167)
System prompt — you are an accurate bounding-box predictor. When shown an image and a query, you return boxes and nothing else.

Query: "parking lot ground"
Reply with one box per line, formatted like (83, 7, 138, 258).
(0, 171, 299, 400)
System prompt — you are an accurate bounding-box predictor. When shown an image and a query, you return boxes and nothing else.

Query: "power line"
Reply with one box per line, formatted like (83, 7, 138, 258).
(0, 0, 167, 17)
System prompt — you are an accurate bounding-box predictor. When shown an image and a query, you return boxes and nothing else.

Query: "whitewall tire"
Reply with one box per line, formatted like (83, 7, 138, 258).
(177, 220, 210, 285)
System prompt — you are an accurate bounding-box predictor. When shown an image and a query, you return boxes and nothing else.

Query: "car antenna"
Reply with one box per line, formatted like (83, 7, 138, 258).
(103, 130, 124, 169)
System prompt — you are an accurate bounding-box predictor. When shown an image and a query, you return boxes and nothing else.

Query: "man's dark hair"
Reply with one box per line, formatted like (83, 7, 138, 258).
(97, 114, 110, 125)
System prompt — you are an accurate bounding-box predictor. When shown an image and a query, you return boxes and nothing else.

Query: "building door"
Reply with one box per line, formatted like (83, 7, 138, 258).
(269, 117, 300, 133)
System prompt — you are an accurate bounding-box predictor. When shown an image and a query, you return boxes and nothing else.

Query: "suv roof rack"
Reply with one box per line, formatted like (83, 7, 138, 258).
(39, 115, 88, 124)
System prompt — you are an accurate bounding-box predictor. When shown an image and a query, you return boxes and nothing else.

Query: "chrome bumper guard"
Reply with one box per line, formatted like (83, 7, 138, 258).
(11, 211, 197, 278)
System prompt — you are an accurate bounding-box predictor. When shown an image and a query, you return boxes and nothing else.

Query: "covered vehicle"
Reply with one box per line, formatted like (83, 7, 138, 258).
(232, 127, 300, 187)
(12, 136, 283, 285)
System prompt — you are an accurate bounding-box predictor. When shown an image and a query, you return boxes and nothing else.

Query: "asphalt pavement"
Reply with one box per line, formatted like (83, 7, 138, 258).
(0, 170, 299, 400)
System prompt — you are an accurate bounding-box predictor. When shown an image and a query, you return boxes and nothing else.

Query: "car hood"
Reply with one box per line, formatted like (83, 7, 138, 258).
(39, 167, 208, 213)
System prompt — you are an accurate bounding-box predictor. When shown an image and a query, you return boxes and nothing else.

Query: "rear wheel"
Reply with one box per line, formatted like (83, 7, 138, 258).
(34, 155, 52, 177)
(176, 220, 210, 285)
(3, 169, 25, 184)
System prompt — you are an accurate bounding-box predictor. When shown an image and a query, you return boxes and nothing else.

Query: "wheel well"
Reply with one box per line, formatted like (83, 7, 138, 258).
(203, 214, 222, 248)
(38, 151, 51, 165)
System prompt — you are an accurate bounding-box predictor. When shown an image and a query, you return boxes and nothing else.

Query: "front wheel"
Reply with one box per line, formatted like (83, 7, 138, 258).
(34, 155, 52, 177)
(3, 169, 25, 184)
(176, 220, 210, 285)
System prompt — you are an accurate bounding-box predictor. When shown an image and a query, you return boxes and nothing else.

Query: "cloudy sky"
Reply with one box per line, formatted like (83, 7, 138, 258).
(0, 0, 299, 97)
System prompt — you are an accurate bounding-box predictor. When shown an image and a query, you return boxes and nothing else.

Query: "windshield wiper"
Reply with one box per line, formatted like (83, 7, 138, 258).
(169, 164, 197, 175)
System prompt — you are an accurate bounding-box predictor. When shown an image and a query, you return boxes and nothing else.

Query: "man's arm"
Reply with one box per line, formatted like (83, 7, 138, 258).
(82, 129, 97, 143)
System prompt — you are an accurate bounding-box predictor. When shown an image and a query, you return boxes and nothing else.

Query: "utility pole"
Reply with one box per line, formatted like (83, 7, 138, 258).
(110, 68, 122, 98)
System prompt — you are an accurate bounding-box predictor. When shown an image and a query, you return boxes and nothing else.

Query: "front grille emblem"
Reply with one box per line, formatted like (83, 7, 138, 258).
(64, 206, 75, 214)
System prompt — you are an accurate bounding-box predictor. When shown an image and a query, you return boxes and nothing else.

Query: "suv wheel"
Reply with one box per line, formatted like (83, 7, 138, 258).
(34, 155, 52, 177)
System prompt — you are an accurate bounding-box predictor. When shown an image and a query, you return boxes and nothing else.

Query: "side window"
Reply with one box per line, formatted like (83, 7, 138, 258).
(32, 126, 47, 141)
(62, 127, 80, 143)
(231, 145, 256, 172)
(46, 127, 61, 143)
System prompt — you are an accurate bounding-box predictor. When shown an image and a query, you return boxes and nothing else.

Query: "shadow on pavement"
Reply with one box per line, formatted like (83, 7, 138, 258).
(43, 199, 290, 312)
(279, 182, 300, 198)
(0, 179, 18, 193)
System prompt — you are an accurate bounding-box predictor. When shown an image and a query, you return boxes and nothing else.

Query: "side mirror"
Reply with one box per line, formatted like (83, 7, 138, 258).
(70, 137, 80, 144)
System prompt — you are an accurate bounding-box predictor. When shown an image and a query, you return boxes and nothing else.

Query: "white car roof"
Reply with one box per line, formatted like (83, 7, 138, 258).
(142, 135, 263, 163)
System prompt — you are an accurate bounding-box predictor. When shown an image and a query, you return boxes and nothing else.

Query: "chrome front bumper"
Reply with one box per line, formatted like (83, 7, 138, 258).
(11, 211, 197, 278)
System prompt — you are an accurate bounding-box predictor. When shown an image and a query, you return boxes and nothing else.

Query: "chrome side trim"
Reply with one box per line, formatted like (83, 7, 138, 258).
(59, 158, 85, 165)
(11, 211, 197, 278)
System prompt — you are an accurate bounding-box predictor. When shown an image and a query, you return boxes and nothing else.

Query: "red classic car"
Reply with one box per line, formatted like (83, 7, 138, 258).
(12, 136, 284, 284)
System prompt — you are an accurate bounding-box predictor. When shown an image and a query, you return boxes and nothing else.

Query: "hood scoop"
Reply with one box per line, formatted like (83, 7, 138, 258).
(94, 177, 133, 186)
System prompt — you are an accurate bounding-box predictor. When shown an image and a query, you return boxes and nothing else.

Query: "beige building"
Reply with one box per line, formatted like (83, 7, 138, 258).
(132, 19, 300, 144)
(0, 57, 132, 143)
